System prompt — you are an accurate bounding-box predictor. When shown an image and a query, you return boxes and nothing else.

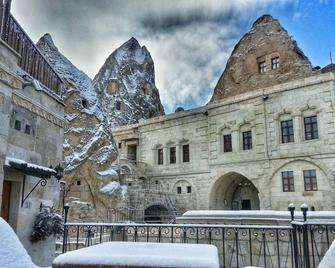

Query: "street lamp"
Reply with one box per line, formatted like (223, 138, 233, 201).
(55, 164, 64, 181)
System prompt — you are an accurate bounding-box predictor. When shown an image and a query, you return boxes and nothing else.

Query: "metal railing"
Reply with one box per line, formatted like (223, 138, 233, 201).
(0, 0, 63, 96)
(61, 205, 335, 268)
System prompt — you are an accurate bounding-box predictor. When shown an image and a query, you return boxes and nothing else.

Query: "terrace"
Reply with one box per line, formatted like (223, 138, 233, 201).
(0, 0, 63, 98)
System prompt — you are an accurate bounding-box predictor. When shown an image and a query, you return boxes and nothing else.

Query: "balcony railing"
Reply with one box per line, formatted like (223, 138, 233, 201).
(0, 1, 63, 97)
(61, 206, 335, 268)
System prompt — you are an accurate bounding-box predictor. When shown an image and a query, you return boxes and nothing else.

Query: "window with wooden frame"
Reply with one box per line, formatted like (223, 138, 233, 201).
(170, 147, 176, 164)
(271, 57, 279, 69)
(223, 134, 232, 152)
(158, 148, 163, 165)
(281, 171, 294, 192)
(304, 116, 318, 140)
(14, 120, 21, 131)
(182, 144, 190, 162)
(242, 131, 252, 150)
(187, 186, 192, 193)
(177, 186, 182, 194)
(281, 119, 294, 143)
(259, 61, 267, 74)
(304, 169, 317, 191)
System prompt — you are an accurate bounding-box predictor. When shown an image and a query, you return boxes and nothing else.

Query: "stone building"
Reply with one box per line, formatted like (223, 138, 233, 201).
(112, 15, 335, 221)
(0, 1, 65, 266)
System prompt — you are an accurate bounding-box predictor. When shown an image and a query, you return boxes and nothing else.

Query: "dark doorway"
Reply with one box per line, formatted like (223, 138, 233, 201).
(241, 200, 251, 210)
(127, 145, 137, 164)
(1, 180, 11, 221)
(144, 205, 169, 223)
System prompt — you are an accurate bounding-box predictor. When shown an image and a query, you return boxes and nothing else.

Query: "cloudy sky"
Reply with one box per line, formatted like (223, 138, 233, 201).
(11, 0, 335, 113)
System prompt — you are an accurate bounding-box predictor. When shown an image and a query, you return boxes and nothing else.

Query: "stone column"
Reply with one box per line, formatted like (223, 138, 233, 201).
(163, 146, 168, 166)
(176, 143, 180, 164)
(292, 112, 302, 143)
(231, 128, 239, 152)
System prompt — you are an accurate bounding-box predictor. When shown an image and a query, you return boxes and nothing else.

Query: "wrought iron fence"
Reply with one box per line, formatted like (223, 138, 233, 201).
(61, 205, 335, 268)
(0, 0, 63, 96)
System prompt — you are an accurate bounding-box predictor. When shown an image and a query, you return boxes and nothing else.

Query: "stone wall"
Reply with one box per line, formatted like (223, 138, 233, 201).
(0, 40, 65, 266)
(112, 72, 335, 215)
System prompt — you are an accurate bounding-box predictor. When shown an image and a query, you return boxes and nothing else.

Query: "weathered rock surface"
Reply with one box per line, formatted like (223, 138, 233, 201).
(93, 37, 165, 126)
(211, 15, 314, 101)
(37, 34, 164, 221)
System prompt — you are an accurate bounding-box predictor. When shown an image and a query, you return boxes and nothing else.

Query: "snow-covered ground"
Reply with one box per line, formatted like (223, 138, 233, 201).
(0, 217, 37, 268)
(53, 241, 219, 268)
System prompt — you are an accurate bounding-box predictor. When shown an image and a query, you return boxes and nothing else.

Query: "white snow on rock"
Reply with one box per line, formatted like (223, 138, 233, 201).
(96, 167, 118, 176)
(100, 181, 128, 198)
(53, 242, 219, 268)
(0, 217, 37, 268)
(319, 240, 335, 268)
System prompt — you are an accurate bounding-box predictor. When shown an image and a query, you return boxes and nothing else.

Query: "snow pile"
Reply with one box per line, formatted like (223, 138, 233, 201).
(97, 166, 118, 176)
(53, 242, 219, 268)
(319, 240, 335, 268)
(0, 217, 37, 268)
(100, 181, 128, 198)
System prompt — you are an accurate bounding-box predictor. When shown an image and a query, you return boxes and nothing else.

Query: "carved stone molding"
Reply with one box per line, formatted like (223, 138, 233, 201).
(12, 93, 67, 128)
(0, 67, 22, 89)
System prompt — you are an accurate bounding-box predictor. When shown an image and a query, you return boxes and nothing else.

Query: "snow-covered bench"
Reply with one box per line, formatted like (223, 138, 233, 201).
(52, 241, 219, 268)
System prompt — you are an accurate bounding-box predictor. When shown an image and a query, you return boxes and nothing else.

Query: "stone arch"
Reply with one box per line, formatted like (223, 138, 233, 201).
(209, 172, 260, 210)
(172, 179, 198, 213)
(144, 204, 170, 223)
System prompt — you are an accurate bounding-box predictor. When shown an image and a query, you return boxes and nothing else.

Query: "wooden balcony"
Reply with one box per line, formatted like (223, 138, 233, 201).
(0, 0, 63, 97)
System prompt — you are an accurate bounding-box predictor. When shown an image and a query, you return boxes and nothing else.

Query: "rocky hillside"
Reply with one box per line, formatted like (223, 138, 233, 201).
(37, 34, 164, 221)
(93, 37, 164, 126)
(211, 14, 314, 101)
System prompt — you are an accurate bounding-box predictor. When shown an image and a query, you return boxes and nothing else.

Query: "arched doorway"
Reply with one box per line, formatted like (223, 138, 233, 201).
(210, 172, 260, 210)
(144, 204, 170, 223)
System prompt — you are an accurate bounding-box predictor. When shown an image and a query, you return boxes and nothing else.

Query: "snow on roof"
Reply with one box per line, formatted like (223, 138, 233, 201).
(5, 157, 56, 174)
(0, 218, 37, 268)
(319, 240, 335, 268)
(53, 242, 219, 268)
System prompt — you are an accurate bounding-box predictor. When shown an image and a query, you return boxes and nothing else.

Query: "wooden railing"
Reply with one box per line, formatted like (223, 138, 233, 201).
(0, 0, 63, 97)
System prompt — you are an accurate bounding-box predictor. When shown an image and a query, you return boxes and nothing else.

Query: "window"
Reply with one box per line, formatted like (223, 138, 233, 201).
(223, 134, 232, 152)
(271, 57, 279, 69)
(304, 169, 317, 191)
(187, 186, 192, 193)
(118, 142, 122, 149)
(25, 124, 31, 135)
(158, 148, 163, 165)
(304, 116, 318, 140)
(259, 61, 266, 74)
(82, 99, 88, 108)
(177, 186, 182, 194)
(14, 120, 21, 131)
(76, 180, 81, 186)
(281, 120, 294, 143)
(281, 171, 294, 192)
(242, 131, 252, 150)
(115, 101, 121, 110)
(170, 147, 176, 164)
(182, 144, 190, 162)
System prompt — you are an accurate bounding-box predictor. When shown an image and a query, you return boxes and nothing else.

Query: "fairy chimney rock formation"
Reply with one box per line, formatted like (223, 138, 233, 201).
(211, 14, 314, 102)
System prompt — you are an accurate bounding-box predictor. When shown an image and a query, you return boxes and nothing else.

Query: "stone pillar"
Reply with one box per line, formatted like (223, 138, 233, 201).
(292, 112, 302, 143)
(176, 143, 180, 164)
(231, 129, 239, 152)
(163, 146, 168, 166)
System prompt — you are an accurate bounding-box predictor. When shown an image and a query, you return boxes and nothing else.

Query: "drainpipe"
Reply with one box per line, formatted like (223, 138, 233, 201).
(262, 91, 270, 160)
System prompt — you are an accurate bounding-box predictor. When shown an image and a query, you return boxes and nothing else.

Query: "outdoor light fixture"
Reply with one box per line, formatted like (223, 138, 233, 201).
(55, 164, 64, 181)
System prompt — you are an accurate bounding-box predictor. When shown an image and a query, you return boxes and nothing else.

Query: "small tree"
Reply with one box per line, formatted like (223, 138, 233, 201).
(30, 206, 63, 243)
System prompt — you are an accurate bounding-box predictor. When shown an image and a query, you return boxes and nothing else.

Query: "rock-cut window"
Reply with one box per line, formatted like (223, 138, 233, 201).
(259, 61, 267, 74)
(271, 57, 280, 69)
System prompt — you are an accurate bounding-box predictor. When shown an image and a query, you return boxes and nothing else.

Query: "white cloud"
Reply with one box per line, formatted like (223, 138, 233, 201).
(11, 0, 293, 113)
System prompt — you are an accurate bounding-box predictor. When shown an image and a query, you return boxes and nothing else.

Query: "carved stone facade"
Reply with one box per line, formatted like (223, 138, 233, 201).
(113, 72, 335, 217)
(0, 36, 64, 266)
